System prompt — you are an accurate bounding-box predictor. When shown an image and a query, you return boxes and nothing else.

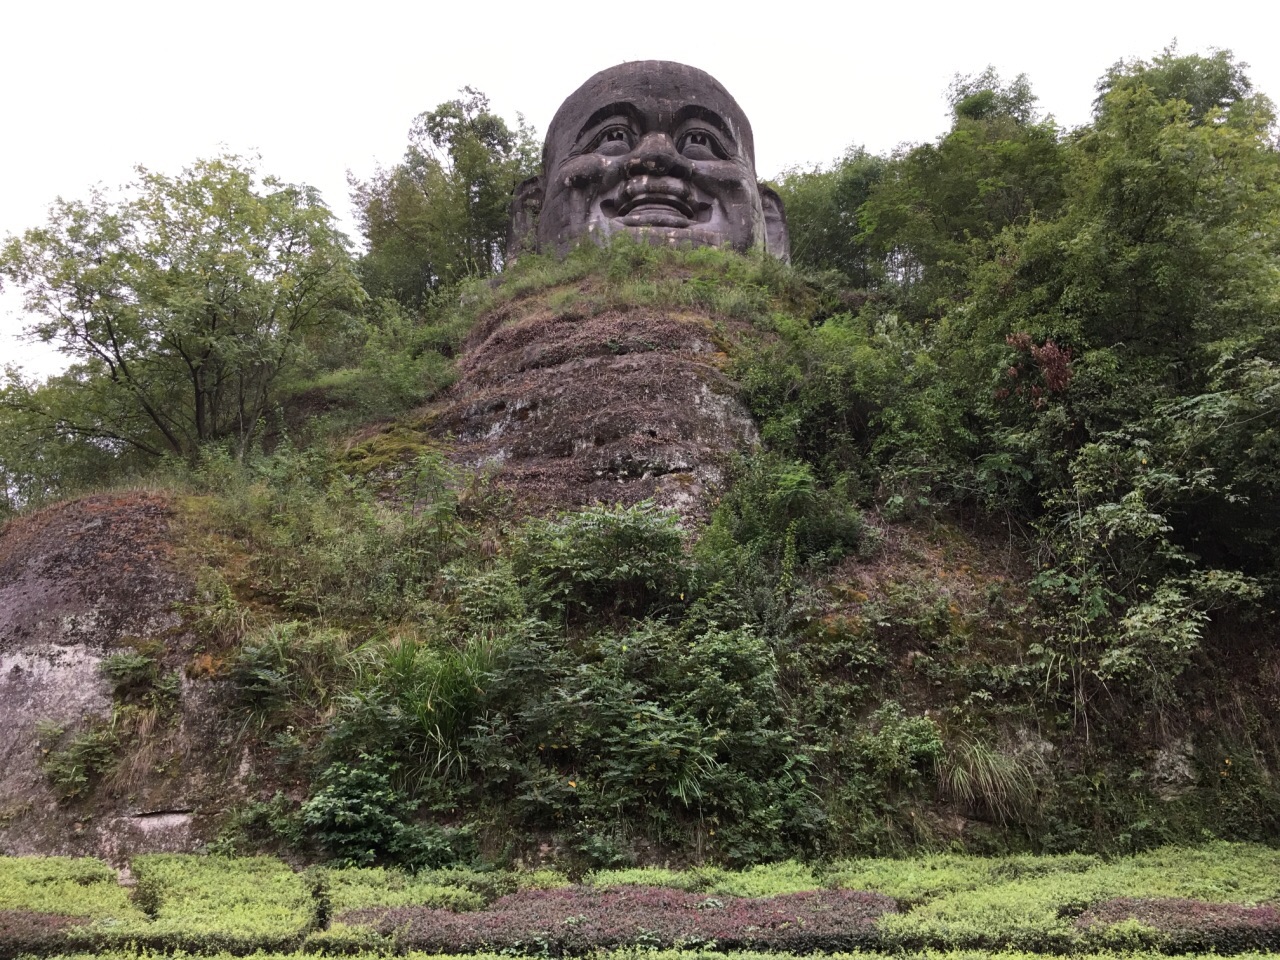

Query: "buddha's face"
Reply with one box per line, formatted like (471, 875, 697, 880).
(513, 62, 787, 260)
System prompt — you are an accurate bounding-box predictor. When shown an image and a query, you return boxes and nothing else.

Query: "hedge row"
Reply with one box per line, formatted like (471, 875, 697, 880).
(34, 952, 1280, 960)
(4, 847, 1280, 957)
(344, 886, 894, 954)
(0, 910, 84, 960)
(1080, 897, 1280, 953)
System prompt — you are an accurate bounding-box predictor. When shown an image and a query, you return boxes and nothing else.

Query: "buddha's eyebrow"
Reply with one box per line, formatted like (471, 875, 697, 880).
(575, 102, 643, 143)
(673, 105, 736, 144)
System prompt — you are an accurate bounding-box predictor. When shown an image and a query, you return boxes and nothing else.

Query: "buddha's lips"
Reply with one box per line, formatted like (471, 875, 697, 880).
(615, 192, 695, 220)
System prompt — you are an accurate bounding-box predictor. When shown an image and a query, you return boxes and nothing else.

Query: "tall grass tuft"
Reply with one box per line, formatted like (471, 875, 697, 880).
(333, 631, 504, 782)
(937, 734, 1043, 823)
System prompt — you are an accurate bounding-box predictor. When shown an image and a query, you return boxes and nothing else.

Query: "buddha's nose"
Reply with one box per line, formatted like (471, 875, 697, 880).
(625, 133, 694, 179)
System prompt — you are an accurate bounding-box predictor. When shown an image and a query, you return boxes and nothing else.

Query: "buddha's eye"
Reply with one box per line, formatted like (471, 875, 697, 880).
(679, 130, 724, 160)
(592, 126, 634, 156)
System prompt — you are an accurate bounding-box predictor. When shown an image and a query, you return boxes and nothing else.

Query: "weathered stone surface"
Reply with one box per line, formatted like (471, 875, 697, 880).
(510, 61, 788, 261)
(0, 494, 185, 647)
(0, 494, 236, 860)
(434, 298, 758, 519)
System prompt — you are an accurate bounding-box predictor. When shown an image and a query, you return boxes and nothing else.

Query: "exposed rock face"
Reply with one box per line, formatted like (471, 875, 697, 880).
(434, 296, 758, 518)
(0, 494, 229, 860)
(0, 494, 185, 646)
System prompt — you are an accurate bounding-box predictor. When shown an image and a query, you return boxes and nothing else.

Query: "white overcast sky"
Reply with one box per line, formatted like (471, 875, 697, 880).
(3, 0, 1278, 377)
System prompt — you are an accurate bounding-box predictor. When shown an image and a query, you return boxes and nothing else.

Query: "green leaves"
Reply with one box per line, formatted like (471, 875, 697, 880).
(0, 154, 363, 477)
(352, 87, 539, 307)
(512, 501, 688, 624)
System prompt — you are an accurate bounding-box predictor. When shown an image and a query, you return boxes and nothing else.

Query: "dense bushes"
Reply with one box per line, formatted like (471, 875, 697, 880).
(471, 617, 818, 863)
(300, 757, 470, 869)
(513, 501, 687, 623)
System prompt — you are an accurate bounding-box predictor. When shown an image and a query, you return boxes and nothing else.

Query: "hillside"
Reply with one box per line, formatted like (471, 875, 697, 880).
(1, 243, 1277, 869)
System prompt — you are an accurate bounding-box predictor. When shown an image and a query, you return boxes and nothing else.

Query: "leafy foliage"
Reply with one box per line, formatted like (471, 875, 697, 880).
(300, 757, 468, 869)
(512, 501, 687, 623)
(351, 88, 539, 307)
(0, 154, 363, 464)
(35, 722, 118, 801)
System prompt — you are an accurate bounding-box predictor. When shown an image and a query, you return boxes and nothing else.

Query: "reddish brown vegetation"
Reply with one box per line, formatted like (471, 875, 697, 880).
(345, 885, 895, 954)
(1079, 896, 1280, 951)
(0, 910, 84, 959)
(995, 333, 1073, 409)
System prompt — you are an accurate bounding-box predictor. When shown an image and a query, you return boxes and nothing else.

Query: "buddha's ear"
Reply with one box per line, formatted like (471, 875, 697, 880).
(506, 175, 544, 263)
(760, 185, 790, 263)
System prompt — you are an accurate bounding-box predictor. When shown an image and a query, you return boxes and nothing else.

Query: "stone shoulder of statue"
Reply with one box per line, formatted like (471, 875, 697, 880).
(508, 61, 789, 262)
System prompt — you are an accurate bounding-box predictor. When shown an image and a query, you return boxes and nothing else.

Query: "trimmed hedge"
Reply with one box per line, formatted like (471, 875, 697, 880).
(874, 842, 1280, 952)
(0, 856, 142, 919)
(5, 846, 1280, 957)
(39, 952, 1280, 960)
(0, 910, 85, 960)
(324, 866, 486, 913)
(347, 886, 895, 955)
(1081, 897, 1280, 953)
(115, 854, 316, 953)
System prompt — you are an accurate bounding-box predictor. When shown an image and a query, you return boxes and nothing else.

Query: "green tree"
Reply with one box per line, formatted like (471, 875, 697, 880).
(0, 155, 363, 469)
(1095, 45, 1259, 124)
(860, 68, 1067, 319)
(951, 49, 1280, 715)
(964, 47, 1279, 438)
(773, 147, 887, 286)
(351, 88, 539, 308)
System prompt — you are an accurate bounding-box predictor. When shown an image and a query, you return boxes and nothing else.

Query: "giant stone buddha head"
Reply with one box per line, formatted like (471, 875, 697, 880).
(509, 61, 788, 261)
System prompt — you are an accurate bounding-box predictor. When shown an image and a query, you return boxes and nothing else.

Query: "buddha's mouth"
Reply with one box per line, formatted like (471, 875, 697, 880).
(602, 182, 716, 229)
(615, 192, 695, 221)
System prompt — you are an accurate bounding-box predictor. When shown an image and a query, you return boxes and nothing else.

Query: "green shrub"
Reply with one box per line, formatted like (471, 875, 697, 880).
(0, 857, 143, 919)
(229, 622, 350, 725)
(328, 632, 503, 782)
(586, 866, 709, 891)
(324, 865, 485, 912)
(36, 723, 118, 800)
(120, 854, 314, 953)
(706, 861, 823, 898)
(701, 454, 865, 569)
(214, 792, 306, 853)
(99, 651, 159, 702)
(856, 702, 944, 788)
(512, 501, 687, 623)
(300, 757, 469, 870)
(472, 619, 819, 863)
(875, 842, 1280, 950)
